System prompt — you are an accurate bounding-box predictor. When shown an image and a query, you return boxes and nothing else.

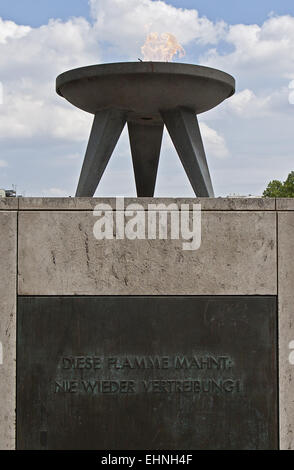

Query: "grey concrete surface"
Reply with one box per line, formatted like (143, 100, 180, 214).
(277, 199, 294, 211)
(56, 62, 235, 116)
(76, 109, 127, 197)
(162, 108, 214, 197)
(18, 197, 275, 211)
(0, 212, 17, 450)
(18, 210, 276, 296)
(0, 197, 289, 448)
(0, 198, 18, 210)
(278, 212, 294, 450)
(128, 121, 163, 197)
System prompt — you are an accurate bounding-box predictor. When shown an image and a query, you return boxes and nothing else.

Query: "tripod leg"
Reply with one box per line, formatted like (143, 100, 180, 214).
(128, 121, 164, 197)
(76, 108, 126, 197)
(161, 107, 214, 197)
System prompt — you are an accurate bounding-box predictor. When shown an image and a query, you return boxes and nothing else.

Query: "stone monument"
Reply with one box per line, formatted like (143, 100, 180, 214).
(1, 62, 290, 451)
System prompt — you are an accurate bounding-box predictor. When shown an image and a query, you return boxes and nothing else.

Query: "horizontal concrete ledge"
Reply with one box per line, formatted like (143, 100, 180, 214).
(276, 198, 294, 211)
(0, 199, 18, 210)
(18, 197, 276, 211)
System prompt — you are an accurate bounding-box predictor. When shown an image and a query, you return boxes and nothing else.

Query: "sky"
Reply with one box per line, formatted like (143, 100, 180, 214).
(0, 0, 293, 197)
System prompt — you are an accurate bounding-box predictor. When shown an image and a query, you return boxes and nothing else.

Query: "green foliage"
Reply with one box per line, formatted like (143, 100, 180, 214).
(263, 171, 294, 197)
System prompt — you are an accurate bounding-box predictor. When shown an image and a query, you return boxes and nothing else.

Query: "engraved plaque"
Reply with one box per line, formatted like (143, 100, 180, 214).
(17, 296, 278, 450)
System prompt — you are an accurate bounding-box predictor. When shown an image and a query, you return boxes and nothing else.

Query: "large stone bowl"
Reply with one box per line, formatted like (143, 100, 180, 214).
(56, 62, 235, 121)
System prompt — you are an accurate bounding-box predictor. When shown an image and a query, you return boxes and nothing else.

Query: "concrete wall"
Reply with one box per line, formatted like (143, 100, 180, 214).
(277, 199, 294, 449)
(0, 202, 17, 450)
(0, 197, 293, 449)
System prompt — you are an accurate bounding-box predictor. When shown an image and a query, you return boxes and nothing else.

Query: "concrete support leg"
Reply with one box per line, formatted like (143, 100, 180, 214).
(161, 107, 214, 197)
(128, 121, 163, 197)
(76, 108, 126, 197)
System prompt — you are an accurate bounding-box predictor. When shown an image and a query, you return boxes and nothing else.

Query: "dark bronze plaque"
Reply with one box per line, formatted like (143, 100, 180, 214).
(17, 296, 278, 450)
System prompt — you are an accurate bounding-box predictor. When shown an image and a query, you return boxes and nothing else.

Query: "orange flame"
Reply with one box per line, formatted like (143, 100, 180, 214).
(141, 32, 185, 62)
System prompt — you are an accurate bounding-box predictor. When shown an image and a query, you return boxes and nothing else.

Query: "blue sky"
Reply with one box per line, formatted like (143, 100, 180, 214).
(2, 0, 294, 27)
(0, 0, 293, 197)
(169, 1, 294, 25)
(0, 0, 91, 27)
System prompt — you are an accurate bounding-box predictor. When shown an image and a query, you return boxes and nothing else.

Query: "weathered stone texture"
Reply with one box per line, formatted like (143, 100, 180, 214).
(278, 212, 294, 450)
(0, 212, 17, 449)
(18, 210, 276, 296)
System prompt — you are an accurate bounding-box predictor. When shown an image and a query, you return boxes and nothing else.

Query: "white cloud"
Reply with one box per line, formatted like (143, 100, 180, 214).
(206, 86, 293, 121)
(223, 89, 272, 117)
(201, 15, 294, 86)
(0, 159, 8, 168)
(90, 0, 226, 58)
(0, 17, 98, 81)
(0, 18, 31, 44)
(0, 17, 98, 142)
(199, 122, 229, 158)
(199, 14, 294, 121)
(228, 89, 256, 113)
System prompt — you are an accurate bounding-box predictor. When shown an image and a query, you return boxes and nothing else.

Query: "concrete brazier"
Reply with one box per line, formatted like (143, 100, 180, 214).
(56, 63, 234, 117)
(56, 63, 235, 197)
